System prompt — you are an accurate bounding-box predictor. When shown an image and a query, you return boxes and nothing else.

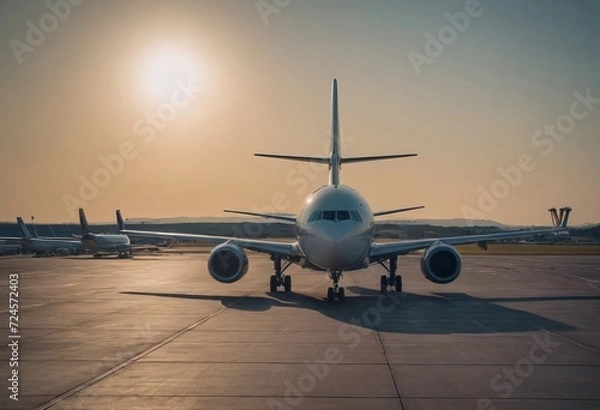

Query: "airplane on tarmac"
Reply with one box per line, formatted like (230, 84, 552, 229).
(79, 208, 132, 258)
(8, 217, 85, 256)
(0, 241, 21, 255)
(118, 79, 572, 302)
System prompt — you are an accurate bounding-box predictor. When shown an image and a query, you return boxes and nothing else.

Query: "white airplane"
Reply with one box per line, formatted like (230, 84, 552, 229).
(119, 79, 572, 302)
(9, 217, 85, 256)
(0, 240, 21, 255)
(79, 208, 132, 258)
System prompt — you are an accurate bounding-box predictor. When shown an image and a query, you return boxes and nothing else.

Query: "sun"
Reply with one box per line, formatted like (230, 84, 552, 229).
(145, 51, 199, 99)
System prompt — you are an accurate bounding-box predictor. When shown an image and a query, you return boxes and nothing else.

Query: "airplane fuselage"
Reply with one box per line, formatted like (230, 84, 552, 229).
(82, 234, 130, 253)
(22, 238, 84, 255)
(296, 184, 374, 271)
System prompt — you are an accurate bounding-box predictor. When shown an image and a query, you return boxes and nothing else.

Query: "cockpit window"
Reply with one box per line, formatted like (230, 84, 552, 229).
(351, 210, 362, 222)
(322, 210, 336, 221)
(308, 211, 321, 222)
(337, 210, 350, 221)
(309, 210, 362, 222)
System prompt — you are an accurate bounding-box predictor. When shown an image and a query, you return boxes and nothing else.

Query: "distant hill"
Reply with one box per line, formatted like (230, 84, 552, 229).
(0, 218, 598, 241)
(125, 216, 511, 228)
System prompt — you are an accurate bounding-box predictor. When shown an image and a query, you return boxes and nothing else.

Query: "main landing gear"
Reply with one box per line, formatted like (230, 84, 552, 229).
(379, 255, 402, 294)
(327, 270, 345, 302)
(269, 255, 293, 293)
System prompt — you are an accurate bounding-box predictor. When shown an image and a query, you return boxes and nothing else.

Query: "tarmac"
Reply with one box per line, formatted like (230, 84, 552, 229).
(0, 252, 599, 409)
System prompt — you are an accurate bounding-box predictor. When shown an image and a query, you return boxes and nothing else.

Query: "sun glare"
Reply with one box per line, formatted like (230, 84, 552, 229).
(145, 51, 199, 99)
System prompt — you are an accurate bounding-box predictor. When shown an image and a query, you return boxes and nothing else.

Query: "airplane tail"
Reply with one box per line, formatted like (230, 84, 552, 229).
(16, 217, 33, 239)
(254, 79, 417, 186)
(116, 210, 125, 231)
(79, 208, 91, 235)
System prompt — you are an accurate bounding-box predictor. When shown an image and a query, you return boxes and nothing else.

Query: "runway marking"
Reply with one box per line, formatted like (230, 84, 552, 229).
(536, 327, 600, 356)
(32, 284, 268, 410)
(351, 275, 405, 410)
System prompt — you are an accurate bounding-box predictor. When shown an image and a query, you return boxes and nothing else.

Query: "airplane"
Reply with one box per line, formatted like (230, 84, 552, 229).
(118, 79, 572, 302)
(115, 211, 171, 249)
(79, 208, 132, 258)
(0, 240, 21, 256)
(8, 217, 85, 256)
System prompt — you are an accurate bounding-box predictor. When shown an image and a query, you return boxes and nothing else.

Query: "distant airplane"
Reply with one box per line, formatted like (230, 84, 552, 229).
(79, 208, 132, 258)
(0, 240, 21, 255)
(11, 217, 85, 256)
(118, 79, 572, 302)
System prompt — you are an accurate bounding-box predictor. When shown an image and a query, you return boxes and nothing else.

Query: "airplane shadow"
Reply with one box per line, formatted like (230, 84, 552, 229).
(121, 287, 590, 334)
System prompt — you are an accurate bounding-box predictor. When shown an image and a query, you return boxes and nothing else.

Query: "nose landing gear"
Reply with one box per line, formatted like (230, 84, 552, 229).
(379, 255, 402, 294)
(327, 270, 345, 302)
(269, 255, 293, 292)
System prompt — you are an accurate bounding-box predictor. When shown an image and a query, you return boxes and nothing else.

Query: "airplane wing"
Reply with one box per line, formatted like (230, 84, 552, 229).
(370, 207, 572, 260)
(223, 209, 296, 222)
(119, 228, 300, 257)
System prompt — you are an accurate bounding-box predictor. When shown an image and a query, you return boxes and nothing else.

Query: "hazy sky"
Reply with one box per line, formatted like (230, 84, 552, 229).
(0, 0, 598, 225)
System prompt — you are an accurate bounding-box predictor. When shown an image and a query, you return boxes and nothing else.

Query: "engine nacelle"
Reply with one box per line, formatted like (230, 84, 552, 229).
(420, 242, 462, 284)
(207, 243, 249, 283)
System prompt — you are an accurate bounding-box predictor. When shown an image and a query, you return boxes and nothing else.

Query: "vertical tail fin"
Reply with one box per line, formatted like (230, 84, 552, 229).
(253, 79, 417, 185)
(16, 217, 33, 239)
(116, 210, 125, 231)
(330, 79, 341, 185)
(79, 208, 90, 235)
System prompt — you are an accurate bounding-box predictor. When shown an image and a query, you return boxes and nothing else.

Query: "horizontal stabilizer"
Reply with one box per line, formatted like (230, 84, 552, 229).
(342, 153, 417, 164)
(373, 205, 425, 217)
(254, 153, 329, 164)
(224, 209, 296, 223)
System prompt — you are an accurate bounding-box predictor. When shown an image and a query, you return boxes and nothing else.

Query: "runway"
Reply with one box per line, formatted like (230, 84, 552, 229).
(1, 253, 599, 409)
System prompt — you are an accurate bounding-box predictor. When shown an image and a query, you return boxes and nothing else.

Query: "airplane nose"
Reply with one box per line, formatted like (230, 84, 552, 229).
(316, 225, 355, 243)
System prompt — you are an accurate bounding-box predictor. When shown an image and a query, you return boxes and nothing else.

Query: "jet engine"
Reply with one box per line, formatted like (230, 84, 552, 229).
(207, 243, 249, 283)
(420, 242, 461, 284)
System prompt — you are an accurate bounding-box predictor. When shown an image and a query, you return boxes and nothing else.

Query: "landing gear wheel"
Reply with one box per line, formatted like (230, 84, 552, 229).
(284, 275, 292, 292)
(380, 275, 388, 293)
(269, 275, 278, 293)
(393, 276, 402, 292)
(327, 287, 335, 303)
(338, 287, 345, 302)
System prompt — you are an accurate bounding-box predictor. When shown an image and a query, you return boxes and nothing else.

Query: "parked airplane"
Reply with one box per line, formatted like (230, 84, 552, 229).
(79, 209, 132, 258)
(12, 217, 85, 256)
(0, 240, 21, 255)
(118, 79, 572, 302)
